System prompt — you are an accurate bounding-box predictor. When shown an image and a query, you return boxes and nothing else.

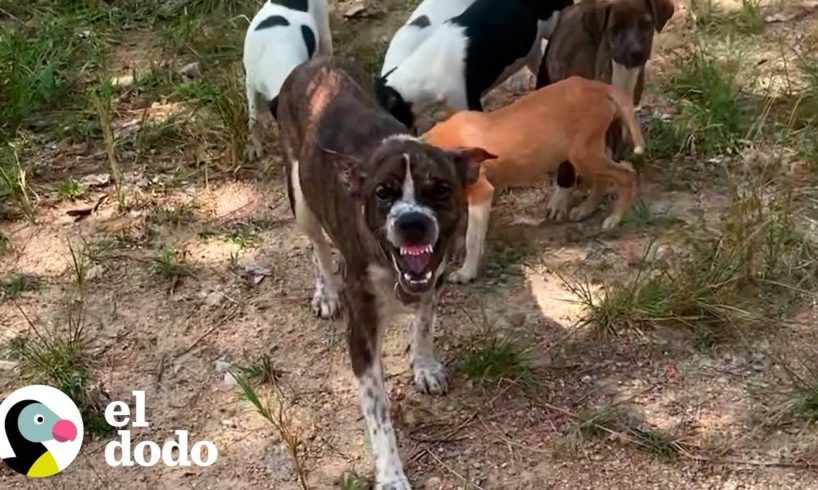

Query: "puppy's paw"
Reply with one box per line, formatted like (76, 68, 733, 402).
(448, 268, 476, 284)
(547, 190, 571, 221)
(244, 142, 263, 161)
(412, 358, 448, 395)
(601, 215, 623, 230)
(311, 288, 341, 319)
(569, 205, 595, 222)
(376, 475, 412, 490)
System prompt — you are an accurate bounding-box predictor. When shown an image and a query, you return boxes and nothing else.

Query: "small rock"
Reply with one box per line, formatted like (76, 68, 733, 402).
(111, 74, 134, 87)
(79, 173, 112, 188)
(214, 360, 232, 373)
(178, 61, 202, 79)
(0, 360, 19, 371)
(424, 476, 442, 489)
(221, 419, 236, 428)
(205, 291, 224, 307)
(86, 264, 104, 281)
(507, 312, 527, 327)
(581, 375, 592, 384)
(223, 372, 238, 386)
(342, 2, 367, 18)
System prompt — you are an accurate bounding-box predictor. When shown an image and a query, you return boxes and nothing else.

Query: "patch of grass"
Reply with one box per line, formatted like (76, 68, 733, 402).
(690, 0, 763, 36)
(198, 221, 264, 249)
(10, 302, 111, 437)
(146, 201, 199, 228)
(763, 350, 818, 427)
(91, 84, 125, 209)
(339, 473, 370, 490)
(460, 334, 532, 385)
(569, 174, 816, 337)
(136, 113, 190, 151)
(790, 58, 818, 131)
(148, 246, 188, 280)
(0, 11, 109, 139)
(58, 177, 87, 200)
(2, 274, 41, 299)
(0, 140, 37, 221)
(663, 48, 757, 157)
(0, 232, 8, 256)
(238, 355, 284, 387)
(232, 372, 310, 490)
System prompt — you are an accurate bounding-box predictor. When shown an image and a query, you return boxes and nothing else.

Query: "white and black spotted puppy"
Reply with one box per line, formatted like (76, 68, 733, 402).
(380, 0, 477, 77)
(243, 0, 332, 160)
(376, 0, 573, 130)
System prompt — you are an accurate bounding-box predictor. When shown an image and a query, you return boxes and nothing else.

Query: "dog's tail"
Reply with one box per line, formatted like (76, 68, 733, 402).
(606, 85, 645, 156)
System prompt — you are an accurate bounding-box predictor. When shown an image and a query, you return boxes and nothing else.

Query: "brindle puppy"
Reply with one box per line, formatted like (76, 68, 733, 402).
(277, 57, 494, 489)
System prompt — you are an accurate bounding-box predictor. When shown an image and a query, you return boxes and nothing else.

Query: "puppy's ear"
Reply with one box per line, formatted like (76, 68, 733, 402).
(320, 147, 366, 197)
(647, 0, 675, 32)
(446, 147, 497, 186)
(580, 0, 611, 41)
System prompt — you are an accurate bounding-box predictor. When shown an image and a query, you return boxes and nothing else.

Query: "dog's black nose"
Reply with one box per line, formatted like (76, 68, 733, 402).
(396, 212, 432, 244)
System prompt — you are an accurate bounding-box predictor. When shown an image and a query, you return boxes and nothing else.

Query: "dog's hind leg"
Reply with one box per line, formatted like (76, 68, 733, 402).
(547, 161, 576, 220)
(245, 81, 264, 161)
(449, 177, 494, 284)
(348, 285, 411, 489)
(290, 161, 341, 319)
(409, 294, 447, 394)
(568, 175, 605, 222)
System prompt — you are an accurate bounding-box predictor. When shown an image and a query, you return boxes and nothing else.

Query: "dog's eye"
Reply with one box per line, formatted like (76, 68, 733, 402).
(428, 180, 452, 199)
(375, 185, 399, 202)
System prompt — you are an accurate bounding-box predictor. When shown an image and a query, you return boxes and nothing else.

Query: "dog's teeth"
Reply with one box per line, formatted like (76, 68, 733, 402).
(400, 248, 407, 256)
(403, 272, 411, 280)
(424, 245, 433, 253)
(424, 271, 432, 280)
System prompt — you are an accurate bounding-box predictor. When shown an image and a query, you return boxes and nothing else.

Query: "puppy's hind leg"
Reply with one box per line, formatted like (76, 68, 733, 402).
(244, 80, 264, 161)
(547, 161, 576, 220)
(409, 294, 447, 395)
(449, 177, 494, 284)
(290, 161, 341, 319)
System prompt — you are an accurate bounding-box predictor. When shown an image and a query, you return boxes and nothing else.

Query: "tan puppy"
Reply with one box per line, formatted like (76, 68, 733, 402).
(423, 77, 645, 283)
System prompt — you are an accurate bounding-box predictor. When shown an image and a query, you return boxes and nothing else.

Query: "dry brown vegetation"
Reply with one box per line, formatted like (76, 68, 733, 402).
(1, 0, 818, 488)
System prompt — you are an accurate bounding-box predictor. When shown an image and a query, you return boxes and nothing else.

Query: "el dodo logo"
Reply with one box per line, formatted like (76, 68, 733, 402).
(0, 385, 82, 478)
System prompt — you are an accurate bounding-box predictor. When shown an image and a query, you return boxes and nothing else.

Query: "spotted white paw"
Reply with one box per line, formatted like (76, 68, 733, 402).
(448, 268, 476, 284)
(311, 287, 341, 319)
(376, 476, 412, 490)
(412, 358, 448, 395)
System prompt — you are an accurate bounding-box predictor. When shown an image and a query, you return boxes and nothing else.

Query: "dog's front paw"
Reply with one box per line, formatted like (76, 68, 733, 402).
(569, 204, 596, 222)
(448, 268, 476, 284)
(601, 214, 623, 230)
(311, 288, 341, 319)
(412, 358, 448, 395)
(547, 189, 571, 221)
(376, 476, 412, 490)
(244, 142, 263, 161)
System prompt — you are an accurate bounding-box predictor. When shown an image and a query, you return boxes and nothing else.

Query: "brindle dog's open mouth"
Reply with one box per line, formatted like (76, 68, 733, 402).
(390, 241, 442, 295)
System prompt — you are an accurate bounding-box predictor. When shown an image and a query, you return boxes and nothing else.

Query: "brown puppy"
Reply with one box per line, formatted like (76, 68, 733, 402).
(536, 0, 674, 219)
(424, 77, 644, 283)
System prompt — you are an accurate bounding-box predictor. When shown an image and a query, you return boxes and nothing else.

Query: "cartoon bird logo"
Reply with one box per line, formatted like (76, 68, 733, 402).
(2, 400, 78, 478)
(0, 385, 83, 479)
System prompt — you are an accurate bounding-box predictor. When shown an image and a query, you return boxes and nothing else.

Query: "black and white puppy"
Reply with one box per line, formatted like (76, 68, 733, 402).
(243, 0, 332, 160)
(376, 0, 573, 130)
(380, 0, 477, 77)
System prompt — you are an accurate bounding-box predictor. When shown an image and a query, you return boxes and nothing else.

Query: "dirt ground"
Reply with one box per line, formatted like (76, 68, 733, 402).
(2, 0, 818, 489)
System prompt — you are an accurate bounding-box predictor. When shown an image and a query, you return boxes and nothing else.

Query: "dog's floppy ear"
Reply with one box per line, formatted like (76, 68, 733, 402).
(646, 0, 675, 32)
(445, 147, 497, 186)
(580, 0, 611, 41)
(320, 147, 366, 197)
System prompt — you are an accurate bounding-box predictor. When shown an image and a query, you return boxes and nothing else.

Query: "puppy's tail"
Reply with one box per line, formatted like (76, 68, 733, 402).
(606, 85, 645, 156)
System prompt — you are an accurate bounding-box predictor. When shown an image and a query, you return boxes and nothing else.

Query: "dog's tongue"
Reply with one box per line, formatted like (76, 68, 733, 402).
(403, 246, 431, 274)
